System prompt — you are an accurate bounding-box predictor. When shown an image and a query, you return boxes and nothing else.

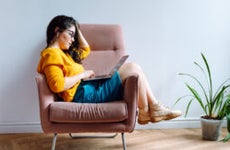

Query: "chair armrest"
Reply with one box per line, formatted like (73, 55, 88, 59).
(35, 74, 56, 131)
(123, 73, 139, 131)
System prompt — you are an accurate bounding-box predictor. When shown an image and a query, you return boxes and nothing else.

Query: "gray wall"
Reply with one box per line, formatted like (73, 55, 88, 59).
(1, 0, 230, 132)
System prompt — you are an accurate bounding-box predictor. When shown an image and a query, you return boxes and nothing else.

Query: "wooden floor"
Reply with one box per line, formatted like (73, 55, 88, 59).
(0, 128, 230, 150)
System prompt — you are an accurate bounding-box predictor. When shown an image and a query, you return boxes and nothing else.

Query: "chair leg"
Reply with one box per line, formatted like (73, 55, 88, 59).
(51, 133, 58, 150)
(121, 133, 126, 150)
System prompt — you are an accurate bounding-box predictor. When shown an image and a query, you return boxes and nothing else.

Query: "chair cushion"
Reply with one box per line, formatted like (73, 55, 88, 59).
(50, 101, 128, 123)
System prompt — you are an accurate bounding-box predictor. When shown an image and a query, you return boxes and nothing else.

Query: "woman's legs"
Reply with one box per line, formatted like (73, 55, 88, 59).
(118, 62, 181, 124)
(119, 62, 152, 124)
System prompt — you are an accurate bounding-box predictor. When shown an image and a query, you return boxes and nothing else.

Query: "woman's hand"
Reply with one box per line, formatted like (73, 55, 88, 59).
(77, 29, 89, 48)
(63, 70, 94, 91)
(80, 70, 95, 79)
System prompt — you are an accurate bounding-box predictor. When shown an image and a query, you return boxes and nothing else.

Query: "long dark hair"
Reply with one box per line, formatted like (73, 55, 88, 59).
(46, 15, 82, 63)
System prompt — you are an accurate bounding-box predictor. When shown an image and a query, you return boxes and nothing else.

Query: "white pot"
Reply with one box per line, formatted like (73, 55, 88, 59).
(200, 117, 223, 141)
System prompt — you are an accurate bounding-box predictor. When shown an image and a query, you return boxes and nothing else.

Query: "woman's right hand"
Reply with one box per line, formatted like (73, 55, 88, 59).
(81, 70, 95, 79)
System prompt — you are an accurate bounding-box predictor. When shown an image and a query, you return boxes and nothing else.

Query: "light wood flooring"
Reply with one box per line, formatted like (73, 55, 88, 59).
(0, 128, 230, 150)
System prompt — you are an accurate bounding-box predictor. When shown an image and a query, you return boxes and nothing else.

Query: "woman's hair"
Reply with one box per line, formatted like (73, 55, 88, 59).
(46, 15, 82, 63)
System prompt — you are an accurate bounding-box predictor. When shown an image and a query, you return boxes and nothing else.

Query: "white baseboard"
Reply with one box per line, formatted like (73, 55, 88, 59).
(0, 118, 227, 133)
(135, 118, 227, 130)
(0, 122, 42, 133)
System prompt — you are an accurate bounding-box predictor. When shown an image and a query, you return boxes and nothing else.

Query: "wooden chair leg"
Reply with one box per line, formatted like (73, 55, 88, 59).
(51, 133, 58, 150)
(121, 133, 126, 150)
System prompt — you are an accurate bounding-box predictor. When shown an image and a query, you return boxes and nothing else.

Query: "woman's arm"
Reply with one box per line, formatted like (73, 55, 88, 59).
(78, 29, 89, 48)
(76, 29, 91, 59)
(62, 29, 94, 90)
(63, 70, 94, 90)
(44, 65, 94, 92)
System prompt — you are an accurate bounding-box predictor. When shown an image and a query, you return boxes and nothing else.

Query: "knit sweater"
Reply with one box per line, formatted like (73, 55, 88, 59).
(37, 46, 90, 102)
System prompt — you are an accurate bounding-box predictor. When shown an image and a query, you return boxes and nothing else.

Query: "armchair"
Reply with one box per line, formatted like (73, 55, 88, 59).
(35, 24, 139, 150)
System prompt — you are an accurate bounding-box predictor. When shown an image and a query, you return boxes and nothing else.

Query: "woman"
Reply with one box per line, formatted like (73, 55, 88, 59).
(37, 15, 182, 125)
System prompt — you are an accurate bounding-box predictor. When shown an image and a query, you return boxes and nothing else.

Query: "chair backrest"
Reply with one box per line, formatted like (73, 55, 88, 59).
(80, 24, 125, 51)
(80, 24, 126, 75)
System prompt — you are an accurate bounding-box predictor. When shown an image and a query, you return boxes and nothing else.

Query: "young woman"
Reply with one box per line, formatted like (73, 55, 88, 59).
(37, 15, 182, 125)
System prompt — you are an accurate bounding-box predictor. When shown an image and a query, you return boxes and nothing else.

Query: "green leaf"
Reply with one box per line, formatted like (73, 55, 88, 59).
(184, 99, 193, 117)
(213, 78, 230, 98)
(174, 95, 191, 106)
(186, 84, 207, 114)
(179, 73, 209, 104)
(201, 53, 213, 100)
(213, 86, 229, 110)
(220, 133, 230, 142)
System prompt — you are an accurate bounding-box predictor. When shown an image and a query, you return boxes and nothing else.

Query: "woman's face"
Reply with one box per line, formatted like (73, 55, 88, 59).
(57, 25, 76, 50)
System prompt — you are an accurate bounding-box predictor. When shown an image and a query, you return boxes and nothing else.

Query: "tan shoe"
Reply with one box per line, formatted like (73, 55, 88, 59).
(150, 102, 182, 123)
(138, 108, 151, 125)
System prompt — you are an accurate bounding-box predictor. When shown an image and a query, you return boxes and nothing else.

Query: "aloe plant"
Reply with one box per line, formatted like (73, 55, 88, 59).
(175, 53, 230, 120)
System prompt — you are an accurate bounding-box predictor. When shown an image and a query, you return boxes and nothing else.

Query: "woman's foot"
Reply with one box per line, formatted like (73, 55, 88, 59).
(150, 102, 182, 123)
(138, 107, 151, 125)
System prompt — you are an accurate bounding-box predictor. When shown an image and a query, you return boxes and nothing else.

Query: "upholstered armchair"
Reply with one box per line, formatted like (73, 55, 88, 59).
(35, 24, 139, 150)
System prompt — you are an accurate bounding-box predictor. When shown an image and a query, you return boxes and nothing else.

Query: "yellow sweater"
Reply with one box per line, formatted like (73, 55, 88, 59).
(37, 47, 90, 102)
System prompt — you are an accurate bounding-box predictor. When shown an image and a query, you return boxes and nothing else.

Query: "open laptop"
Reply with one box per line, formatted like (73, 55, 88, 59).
(83, 55, 129, 81)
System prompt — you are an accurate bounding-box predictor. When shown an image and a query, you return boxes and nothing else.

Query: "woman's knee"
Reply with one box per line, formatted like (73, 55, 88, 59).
(124, 62, 142, 71)
(119, 62, 142, 80)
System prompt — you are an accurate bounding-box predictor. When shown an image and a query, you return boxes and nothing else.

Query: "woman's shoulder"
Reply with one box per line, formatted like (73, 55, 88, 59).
(40, 47, 65, 63)
(41, 47, 61, 55)
(37, 47, 64, 73)
(41, 47, 66, 59)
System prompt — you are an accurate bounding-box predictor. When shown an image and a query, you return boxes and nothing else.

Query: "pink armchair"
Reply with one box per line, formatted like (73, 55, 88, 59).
(35, 24, 139, 150)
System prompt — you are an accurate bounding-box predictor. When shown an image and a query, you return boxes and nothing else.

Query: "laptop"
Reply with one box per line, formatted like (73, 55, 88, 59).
(83, 55, 129, 81)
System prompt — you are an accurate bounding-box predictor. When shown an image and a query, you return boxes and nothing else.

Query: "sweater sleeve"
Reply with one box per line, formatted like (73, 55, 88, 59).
(37, 49, 65, 93)
(79, 46, 90, 60)
(44, 65, 65, 93)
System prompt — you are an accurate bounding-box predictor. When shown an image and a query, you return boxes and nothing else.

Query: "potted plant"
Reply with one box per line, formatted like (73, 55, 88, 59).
(175, 53, 230, 141)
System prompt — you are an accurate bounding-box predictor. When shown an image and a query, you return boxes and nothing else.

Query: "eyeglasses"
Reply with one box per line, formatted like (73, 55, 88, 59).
(66, 30, 75, 38)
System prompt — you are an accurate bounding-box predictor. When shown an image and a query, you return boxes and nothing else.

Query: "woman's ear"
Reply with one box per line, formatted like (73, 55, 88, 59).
(54, 27, 60, 37)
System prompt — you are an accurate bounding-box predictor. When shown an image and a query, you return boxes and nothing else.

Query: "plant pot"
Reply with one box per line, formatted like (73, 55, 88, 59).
(200, 117, 223, 141)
